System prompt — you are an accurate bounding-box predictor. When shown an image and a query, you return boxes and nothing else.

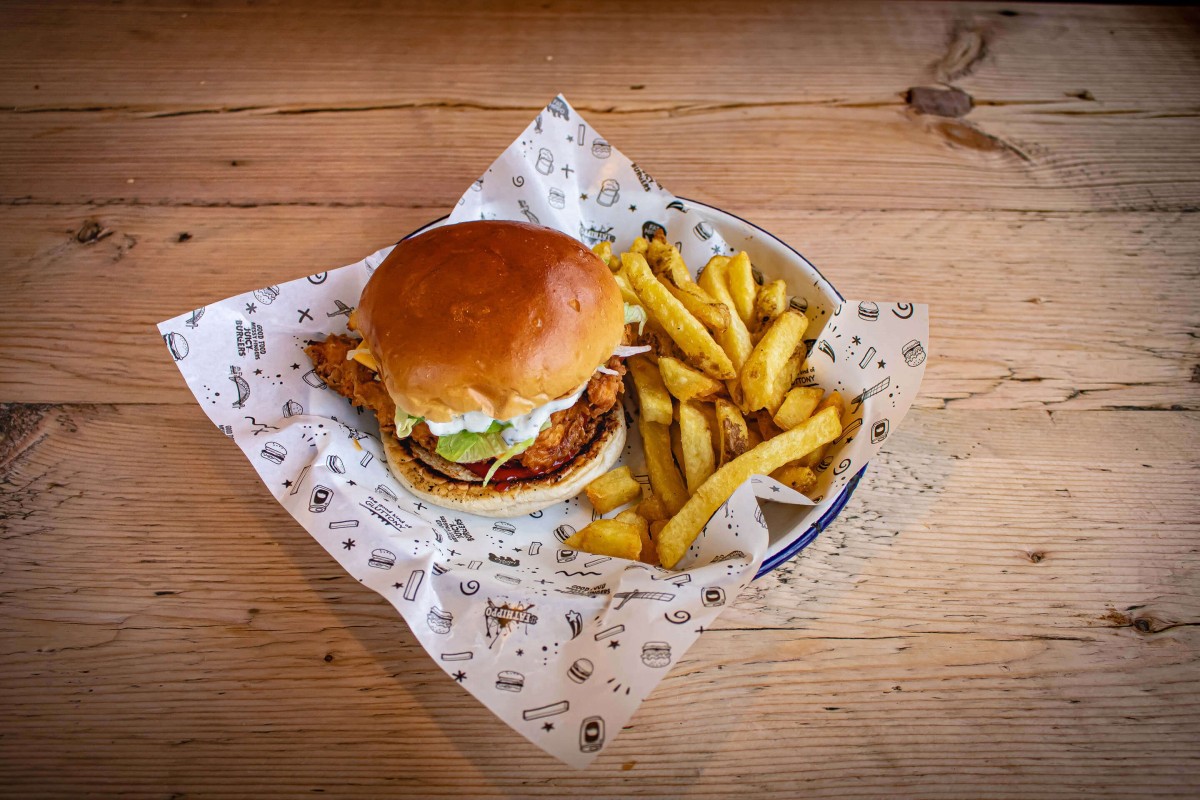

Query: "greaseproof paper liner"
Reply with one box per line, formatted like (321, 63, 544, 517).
(159, 95, 928, 766)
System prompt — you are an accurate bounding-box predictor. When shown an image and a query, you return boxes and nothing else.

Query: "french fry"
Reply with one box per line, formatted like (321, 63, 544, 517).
(585, 466, 644, 514)
(816, 389, 847, 420)
(755, 410, 786, 441)
(656, 407, 843, 568)
(640, 321, 683, 363)
(636, 492, 669, 522)
(615, 510, 657, 566)
(697, 256, 754, 377)
(746, 424, 763, 449)
(770, 463, 817, 494)
(678, 401, 716, 494)
(662, 278, 731, 333)
(563, 519, 643, 561)
(697, 254, 729, 286)
(623, 252, 736, 380)
(715, 398, 750, 466)
(647, 242, 731, 333)
(650, 519, 668, 541)
(799, 391, 846, 468)
(773, 386, 824, 430)
(627, 354, 674, 425)
(741, 310, 809, 414)
(612, 271, 642, 307)
(630, 236, 650, 256)
(753, 279, 788, 333)
(639, 416, 689, 515)
(726, 251, 757, 326)
(659, 356, 725, 402)
(592, 241, 619, 271)
(670, 421, 686, 478)
(645, 237, 678, 271)
(696, 401, 721, 456)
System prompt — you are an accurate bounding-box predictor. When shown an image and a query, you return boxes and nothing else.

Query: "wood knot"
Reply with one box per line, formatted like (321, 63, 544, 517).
(934, 23, 988, 82)
(177, 232, 192, 243)
(323, 653, 334, 663)
(906, 86, 974, 118)
(1026, 551, 1045, 563)
(1132, 618, 1153, 633)
(74, 219, 112, 244)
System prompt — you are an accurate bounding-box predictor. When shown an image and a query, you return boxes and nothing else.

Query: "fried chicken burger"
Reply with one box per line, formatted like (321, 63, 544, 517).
(306, 220, 647, 517)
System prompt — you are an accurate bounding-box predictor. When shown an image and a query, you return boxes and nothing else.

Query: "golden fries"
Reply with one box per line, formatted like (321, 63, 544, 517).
(658, 356, 725, 402)
(773, 386, 824, 430)
(636, 492, 669, 522)
(678, 401, 716, 494)
(563, 519, 643, 561)
(799, 390, 846, 468)
(639, 415, 689, 515)
(623, 253, 736, 380)
(612, 271, 642, 307)
(715, 398, 750, 466)
(591, 241, 619, 271)
(755, 410, 785, 441)
(648, 241, 731, 333)
(753, 279, 788, 333)
(585, 466, 644, 514)
(656, 407, 843, 568)
(697, 256, 754, 376)
(770, 463, 817, 494)
(596, 234, 855, 570)
(615, 510, 657, 565)
(627, 354, 673, 425)
(741, 310, 808, 413)
(726, 251, 757, 326)
(662, 277, 731, 333)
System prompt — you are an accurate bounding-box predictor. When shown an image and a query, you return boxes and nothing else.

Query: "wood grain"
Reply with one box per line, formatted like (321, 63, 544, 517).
(4, 102, 1199, 212)
(1, 403, 1197, 797)
(2, 0, 1199, 796)
(3, 1, 1198, 110)
(1, 205, 1196, 410)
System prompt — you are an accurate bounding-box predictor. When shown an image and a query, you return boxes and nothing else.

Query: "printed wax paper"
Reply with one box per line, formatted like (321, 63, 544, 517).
(159, 95, 928, 766)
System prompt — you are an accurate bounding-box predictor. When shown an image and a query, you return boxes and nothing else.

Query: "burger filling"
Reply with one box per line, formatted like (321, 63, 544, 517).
(305, 323, 641, 485)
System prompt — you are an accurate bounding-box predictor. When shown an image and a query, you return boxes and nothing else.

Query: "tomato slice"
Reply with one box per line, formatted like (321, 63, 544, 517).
(461, 456, 569, 488)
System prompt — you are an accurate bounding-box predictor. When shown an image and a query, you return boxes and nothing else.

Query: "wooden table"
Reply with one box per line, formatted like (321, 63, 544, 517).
(2, 1, 1198, 796)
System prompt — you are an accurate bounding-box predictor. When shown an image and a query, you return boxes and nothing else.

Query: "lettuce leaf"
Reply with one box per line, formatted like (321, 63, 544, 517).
(624, 302, 648, 336)
(435, 421, 510, 464)
(394, 411, 423, 439)
(482, 435, 538, 485)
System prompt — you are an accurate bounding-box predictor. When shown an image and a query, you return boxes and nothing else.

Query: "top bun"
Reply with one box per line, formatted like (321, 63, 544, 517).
(355, 220, 624, 423)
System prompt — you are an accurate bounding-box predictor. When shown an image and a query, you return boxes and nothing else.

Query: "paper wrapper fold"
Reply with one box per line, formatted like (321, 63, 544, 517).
(159, 95, 927, 766)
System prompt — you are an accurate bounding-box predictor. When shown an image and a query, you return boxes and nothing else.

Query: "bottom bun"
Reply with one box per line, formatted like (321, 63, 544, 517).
(381, 407, 626, 518)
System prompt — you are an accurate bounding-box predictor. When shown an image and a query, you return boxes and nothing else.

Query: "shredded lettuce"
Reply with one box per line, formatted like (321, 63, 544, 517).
(482, 435, 538, 485)
(434, 421, 511, 464)
(394, 411, 423, 439)
(624, 302, 648, 336)
(434, 420, 553, 486)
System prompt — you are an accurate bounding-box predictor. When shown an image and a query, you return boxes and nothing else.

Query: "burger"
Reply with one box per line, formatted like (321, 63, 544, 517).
(306, 220, 647, 517)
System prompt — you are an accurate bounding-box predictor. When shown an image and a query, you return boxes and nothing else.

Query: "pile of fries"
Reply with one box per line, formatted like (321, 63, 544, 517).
(564, 235, 848, 569)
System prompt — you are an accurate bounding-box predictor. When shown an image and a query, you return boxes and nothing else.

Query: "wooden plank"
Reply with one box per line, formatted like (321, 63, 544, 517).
(2, 1, 1198, 111)
(3, 102, 1199, 212)
(1, 403, 1197, 796)
(1, 205, 1196, 409)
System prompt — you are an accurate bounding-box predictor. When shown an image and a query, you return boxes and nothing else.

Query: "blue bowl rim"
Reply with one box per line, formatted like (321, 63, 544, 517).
(398, 198, 866, 580)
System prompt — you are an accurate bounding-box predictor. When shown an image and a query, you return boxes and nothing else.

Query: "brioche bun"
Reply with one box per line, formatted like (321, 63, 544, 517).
(356, 220, 625, 424)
